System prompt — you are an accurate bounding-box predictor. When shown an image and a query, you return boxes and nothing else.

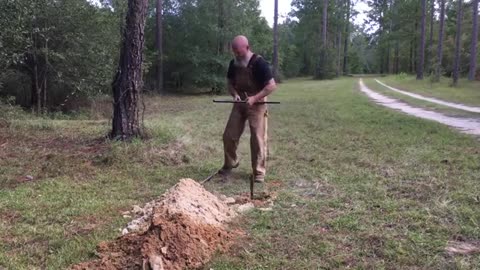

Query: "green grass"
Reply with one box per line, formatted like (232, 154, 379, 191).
(1, 78, 480, 269)
(378, 75, 480, 107)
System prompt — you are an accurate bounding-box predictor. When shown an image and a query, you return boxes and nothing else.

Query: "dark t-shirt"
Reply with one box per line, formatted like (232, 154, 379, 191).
(227, 55, 273, 88)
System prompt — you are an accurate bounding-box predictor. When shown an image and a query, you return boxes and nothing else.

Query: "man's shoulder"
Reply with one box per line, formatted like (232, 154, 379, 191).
(252, 55, 270, 69)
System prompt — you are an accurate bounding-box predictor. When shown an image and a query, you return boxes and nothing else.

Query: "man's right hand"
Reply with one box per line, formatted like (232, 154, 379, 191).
(233, 94, 242, 102)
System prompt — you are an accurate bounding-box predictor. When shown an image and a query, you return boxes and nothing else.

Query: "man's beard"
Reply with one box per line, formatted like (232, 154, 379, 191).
(234, 52, 252, 67)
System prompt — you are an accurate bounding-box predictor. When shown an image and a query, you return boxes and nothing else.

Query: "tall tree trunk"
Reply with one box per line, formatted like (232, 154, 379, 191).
(386, 12, 393, 74)
(435, 0, 446, 81)
(35, 59, 41, 114)
(42, 38, 48, 114)
(468, 0, 479, 80)
(380, 50, 385, 74)
(409, 40, 414, 73)
(337, 30, 342, 77)
(417, 0, 426, 79)
(413, 19, 418, 74)
(272, 0, 279, 80)
(31, 30, 41, 115)
(111, 0, 148, 140)
(322, 0, 328, 47)
(426, 0, 435, 73)
(30, 53, 40, 114)
(335, 0, 342, 77)
(386, 44, 391, 74)
(217, 0, 226, 54)
(453, 0, 463, 86)
(394, 41, 400, 74)
(155, 0, 163, 93)
(343, 0, 350, 75)
(319, 0, 328, 78)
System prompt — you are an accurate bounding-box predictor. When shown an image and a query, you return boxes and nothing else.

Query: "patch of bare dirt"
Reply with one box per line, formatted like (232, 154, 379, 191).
(71, 179, 243, 270)
(142, 141, 189, 166)
(0, 210, 22, 224)
(0, 126, 109, 188)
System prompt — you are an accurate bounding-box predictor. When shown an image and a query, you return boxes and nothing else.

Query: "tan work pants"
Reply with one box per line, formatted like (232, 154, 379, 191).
(223, 103, 268, 178)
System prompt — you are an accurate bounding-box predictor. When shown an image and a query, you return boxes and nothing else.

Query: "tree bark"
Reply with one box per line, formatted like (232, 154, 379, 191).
(322, 0, 328, 47)
(334, 0, 342, 77)
(155, 0, 163, 93)
(386, 44, 391, 74)
(468, 0, 478, 80)
(42, 38, 48, 114)
(409, 40, 413, 73)
(272, 0, 279, 80)
(337, 30, 342, 77)
(217, 0, 226, 54)
(426, 0, 435, 74)
(343, 0, 350, 75)
(417, 0, 426, 79)
(435, 0, 446, 81)
(111, 0, 148, 140)
(30, 53, 40, 114)
(31, 30, 41, 115)
(380, 48, 385, 74)
(413, 19, 418, 74)
(316, 0, 328, 79)
(453, 0, 463, 86)
(394, 41, 399, 74)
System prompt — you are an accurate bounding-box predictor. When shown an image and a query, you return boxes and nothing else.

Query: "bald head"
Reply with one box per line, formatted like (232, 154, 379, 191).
(232, 35, 249, 49)
(231, 35, 251, 61)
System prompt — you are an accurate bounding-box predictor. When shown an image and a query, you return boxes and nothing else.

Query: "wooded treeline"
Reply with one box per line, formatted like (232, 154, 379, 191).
(0, 0, 478, 113)
(280, 0, 478, 82)
(363, 0, 479, 85)
(0, 0, 271, 113)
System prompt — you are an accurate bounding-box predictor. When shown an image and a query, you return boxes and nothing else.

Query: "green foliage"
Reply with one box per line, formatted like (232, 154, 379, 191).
(0, 0, 273, 109)
(279, 0, 363, 79)
(144, 0, 272, 93)
(396, 72, 409, 80)
(365, 0, 479, 77)
(0, 0, 120, 110)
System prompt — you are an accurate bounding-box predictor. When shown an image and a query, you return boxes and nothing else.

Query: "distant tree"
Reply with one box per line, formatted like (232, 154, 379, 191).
(273, 0, 279, 80)
(434, 0, 446, 82)
(452, 0, 463, 86)
(417, 0, 426, 80)
(468, 0, 479, 81)
(343, 0, 351, 75)
(155, 0, 163, 93)
(426, 0, 435, 73)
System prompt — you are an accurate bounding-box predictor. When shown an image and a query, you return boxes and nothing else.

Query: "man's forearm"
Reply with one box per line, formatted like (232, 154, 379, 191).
(253, 80, 277, 101)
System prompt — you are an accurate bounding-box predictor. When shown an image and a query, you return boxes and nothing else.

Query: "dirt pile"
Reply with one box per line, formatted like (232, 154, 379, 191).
(71, 179, 238, 270)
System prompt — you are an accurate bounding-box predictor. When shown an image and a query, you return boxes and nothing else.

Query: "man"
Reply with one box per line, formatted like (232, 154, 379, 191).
(219, 35, 277, 183)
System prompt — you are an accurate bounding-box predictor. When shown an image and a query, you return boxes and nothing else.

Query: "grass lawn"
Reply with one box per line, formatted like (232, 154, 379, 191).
(377, 75, 480, 107)
(1, 78, 479, 269)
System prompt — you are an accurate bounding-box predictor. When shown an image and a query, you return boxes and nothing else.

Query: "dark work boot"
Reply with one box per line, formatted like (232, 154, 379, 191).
(218, 162, 240, 176)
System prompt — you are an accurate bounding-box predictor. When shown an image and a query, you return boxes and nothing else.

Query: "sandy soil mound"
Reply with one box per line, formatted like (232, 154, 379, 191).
(71, 179, 238, 270)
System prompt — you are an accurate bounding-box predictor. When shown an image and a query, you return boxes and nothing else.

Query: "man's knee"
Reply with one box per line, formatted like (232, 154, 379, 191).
(223, 130, 238, 143)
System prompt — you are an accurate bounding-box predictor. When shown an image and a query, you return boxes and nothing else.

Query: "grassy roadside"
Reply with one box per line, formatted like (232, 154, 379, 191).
(362, 78, 480, 119)
(377, 75, 480, 107)
(1, 78, 480, 269)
